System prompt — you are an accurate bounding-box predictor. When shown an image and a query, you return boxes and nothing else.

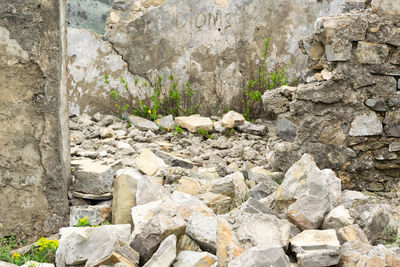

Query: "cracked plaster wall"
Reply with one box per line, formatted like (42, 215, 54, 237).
(0, 0, 70, 241)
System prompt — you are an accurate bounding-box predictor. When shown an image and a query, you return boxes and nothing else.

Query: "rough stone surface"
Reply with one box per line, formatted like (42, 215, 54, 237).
(175, 115, 213, 133)
(263, 11, 400, 192)
(105, 0, 346, 113)
(56, 225, 131, 267)
(69, 205, 112, 226)
(372, 0, 400, 16)
(136, 176, 171, 206)
(143, 234, 177, 267)
(173, 251, 218, 267)
(337, 224, 369, 244)
(130, 192, 214, 262)
(349, 113, 383, 136)
(322, 205, 354, 230)
(221, 111, 245, 129)
(276, 154, 341, 229)
(0, 0, 70, 240)
(135, 149, 167, 176)
(129, 116, 159, 132)
(186, 213, 217, 253)
(277, 118, 297, 142)
(340, 240, 400, 267)
(85, 239, 140, 267)
(290, 229, 341, 267)
(72, 159, 115, 195)
(112, 172, 141, 225)
(228, 246, 290, 267)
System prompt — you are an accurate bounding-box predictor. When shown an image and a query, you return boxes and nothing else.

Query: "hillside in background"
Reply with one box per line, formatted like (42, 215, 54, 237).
(67, 0, 112, 34)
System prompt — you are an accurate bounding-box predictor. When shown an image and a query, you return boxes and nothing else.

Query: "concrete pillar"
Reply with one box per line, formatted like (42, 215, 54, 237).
(0, 0, 70, 240)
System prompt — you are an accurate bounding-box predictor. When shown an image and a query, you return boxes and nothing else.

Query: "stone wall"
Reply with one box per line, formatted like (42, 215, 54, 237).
(66, 0, 348, 115)
(0, 0, 70, 240)
(263, 1, 400, 192)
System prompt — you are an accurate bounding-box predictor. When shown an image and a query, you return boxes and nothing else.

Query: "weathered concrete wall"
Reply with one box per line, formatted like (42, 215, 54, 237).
(102, 0, 347, 114)
(67, 28, 149, 116)
(263, 6, 400, 192)
(0, 0, 70, 240)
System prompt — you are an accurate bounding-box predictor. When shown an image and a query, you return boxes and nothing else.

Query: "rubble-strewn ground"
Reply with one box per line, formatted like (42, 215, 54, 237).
(56, 111, 400, 267)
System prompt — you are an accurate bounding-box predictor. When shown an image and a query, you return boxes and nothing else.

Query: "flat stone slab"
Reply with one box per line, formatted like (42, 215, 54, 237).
(290, 229, 340, 267)
(175, 115, 213, 133)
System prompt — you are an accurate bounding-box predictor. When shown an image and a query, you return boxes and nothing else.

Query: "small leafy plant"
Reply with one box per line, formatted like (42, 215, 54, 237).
(0, 235, 59, 266)
(74, 216, 90, 227)
(197, 127, 214, 139)
(242, 38, 291, 121)
(104, 74, 200, 121)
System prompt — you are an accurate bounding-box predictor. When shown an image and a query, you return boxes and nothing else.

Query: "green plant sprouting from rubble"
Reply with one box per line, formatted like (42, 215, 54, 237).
(104, 74, 200, 122)
(0, 234, 59, 266)
(243, 37, 292, 122)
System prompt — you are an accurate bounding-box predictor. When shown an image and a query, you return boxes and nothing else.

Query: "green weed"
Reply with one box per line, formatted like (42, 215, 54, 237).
(197, 127, 214, 139)
(243, 38, 290, 121)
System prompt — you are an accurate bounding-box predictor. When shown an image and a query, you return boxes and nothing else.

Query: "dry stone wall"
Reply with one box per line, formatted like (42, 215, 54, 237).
(263, 2, 400, 192)
(0, 0, 70, 240)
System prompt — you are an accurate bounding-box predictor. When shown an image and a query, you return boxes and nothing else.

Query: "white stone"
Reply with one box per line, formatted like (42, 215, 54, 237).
(322, 205, 354, 230)
(290, 229, 340, 267)
(175, 115, 213, 133)
(136, 176, 170, 205)
(135, 149, 167, 176)
(349, 113, 383, 136)
(228, 246, 291, 267)
(56, 225, 131, 267)
(186, 213, 217, 253)
(173, 251, 218, 267)
(221, 111, 245, 129)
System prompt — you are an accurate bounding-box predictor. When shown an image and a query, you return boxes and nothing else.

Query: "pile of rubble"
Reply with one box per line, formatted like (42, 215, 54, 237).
(54, 111, 400, 267)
